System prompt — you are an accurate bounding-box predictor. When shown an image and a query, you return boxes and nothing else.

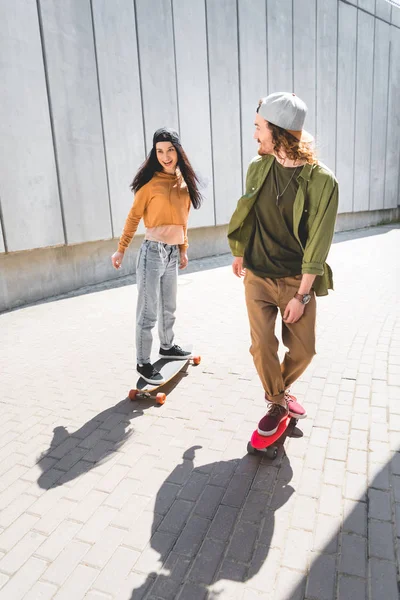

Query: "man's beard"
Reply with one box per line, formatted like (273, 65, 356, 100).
(257, 142, 268, 156)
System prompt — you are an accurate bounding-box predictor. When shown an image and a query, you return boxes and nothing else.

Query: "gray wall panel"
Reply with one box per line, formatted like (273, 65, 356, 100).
(39, 0, 111, 244)
(206, 0, 242, 225)
(316, 0, 337, 170)
(376, 0, 392, 20)
(384, 26, 400, 208)
(353, 11, 374, 212)
(267, 0, 293, 92)
(293, 0, 317, 136)
(172, 0, 215, 229)
(135, 0, 178, 151)
(358, 0, 375, 11)
(238, 0, 268, 183)
(92, 0, 145, 237)
(336, 2, 357, 213)
(370, 20, 390, 210)
(0, 0, 64, 252)
(392, 4, 400, 28)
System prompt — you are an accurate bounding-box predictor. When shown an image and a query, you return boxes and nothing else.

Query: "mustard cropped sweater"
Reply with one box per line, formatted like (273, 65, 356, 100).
(118, 171, 191, 253)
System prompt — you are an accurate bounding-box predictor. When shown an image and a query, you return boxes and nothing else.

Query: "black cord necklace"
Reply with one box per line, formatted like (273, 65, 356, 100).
(274, 162, 300, 205)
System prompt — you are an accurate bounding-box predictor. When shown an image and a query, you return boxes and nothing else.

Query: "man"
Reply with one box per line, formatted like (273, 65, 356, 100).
(228, 92, 339, 436)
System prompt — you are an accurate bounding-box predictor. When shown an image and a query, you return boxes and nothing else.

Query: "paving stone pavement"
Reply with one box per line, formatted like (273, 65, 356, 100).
(0, 224, 400, 600)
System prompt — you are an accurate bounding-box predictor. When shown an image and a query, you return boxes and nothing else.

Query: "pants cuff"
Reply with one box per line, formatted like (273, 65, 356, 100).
(265, 392, 286, 407)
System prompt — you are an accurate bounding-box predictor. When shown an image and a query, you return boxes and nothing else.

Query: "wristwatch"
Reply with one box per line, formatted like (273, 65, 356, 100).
(294, 292, 311, 305)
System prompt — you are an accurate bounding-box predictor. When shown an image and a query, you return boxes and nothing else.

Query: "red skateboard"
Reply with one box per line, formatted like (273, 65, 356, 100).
(247, 414, 303, 459)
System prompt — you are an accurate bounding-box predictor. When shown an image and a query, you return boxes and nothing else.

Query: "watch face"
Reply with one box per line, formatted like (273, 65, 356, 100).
(303, 294, 311, 304)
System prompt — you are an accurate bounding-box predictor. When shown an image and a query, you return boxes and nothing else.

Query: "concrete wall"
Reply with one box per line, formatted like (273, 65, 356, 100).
(0, 0, 65, 252)
(0, 0, 400, 311)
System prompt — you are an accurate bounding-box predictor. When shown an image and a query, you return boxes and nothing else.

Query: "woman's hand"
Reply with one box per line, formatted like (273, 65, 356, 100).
(179, 251, 188, 270)
(111, 251, 124, 270)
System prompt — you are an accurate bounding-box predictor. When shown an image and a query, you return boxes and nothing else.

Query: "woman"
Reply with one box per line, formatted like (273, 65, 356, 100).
(111, 128, 202, 384)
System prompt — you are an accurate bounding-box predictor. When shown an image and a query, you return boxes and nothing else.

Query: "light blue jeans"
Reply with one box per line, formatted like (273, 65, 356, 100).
(136, 240, 179, 364)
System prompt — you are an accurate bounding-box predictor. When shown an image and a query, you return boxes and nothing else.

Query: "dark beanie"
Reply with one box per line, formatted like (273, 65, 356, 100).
(152, 127, 181, 148)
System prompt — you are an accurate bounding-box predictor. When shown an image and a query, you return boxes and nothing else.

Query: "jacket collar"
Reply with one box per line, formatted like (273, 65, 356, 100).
(298, 162, 313, 182)
(261, 155, 313, 183)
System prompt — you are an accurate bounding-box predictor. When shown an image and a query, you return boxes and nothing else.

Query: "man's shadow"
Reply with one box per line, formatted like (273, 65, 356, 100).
(36, 397, 148, 489)
(130, 445, 294, 599)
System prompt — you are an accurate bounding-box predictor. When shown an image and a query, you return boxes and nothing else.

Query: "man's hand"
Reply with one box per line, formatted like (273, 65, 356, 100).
(232, 257, 246, 278)
(283, 298, 305, 323)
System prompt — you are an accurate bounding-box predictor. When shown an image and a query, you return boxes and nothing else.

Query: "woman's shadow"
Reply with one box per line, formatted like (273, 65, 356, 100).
(36, 368, 190, 490)
(130, 445, 294, 599)
(36, 397, 148, 489)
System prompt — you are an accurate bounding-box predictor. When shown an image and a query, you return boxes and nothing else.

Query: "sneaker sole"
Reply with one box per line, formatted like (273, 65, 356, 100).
(288, 410, 307, 420)
(257, 425, 279, 437)
(158, 354, 192, 360)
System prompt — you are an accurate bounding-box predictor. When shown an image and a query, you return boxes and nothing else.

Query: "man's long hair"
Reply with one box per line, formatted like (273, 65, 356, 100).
(268, 123, 318, 165)
(130, 145, 202, 209)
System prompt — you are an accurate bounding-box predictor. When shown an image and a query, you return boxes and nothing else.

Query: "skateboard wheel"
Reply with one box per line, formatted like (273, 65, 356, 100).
(247, 441, 256, 455)
(266, 446, 278, 460)
(193, 356, 201, 366)
(129, 389, 138, 401)
(156, 392, 166, 405)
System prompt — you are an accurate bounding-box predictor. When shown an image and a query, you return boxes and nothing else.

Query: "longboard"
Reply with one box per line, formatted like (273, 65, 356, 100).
(247, 414, 303, 460)
(128, 345, 201, 404)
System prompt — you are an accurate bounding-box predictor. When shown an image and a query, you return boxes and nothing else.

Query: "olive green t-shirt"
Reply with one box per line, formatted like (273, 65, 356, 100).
(243, 159, 304, 278)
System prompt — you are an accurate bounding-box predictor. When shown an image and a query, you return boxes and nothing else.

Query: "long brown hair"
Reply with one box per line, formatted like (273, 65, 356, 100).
(268, 123, 317, 165)
(130, 141, 202, 209)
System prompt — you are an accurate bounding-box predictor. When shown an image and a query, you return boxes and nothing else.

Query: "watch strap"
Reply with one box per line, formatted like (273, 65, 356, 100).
(294, 292, 308, 304)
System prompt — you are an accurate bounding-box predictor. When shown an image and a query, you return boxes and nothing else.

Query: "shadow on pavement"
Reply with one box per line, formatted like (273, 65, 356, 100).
(129, 446, 400, 600)
(36, 368, 190, 489)
(36, 398, 141, 489)
(279, 454, 400, 600)
(129, 445, 294, 599)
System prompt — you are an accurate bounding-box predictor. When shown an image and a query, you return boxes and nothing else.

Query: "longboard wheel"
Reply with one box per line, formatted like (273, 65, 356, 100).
(156, 392, 166, 405)
(129, 389, 138, 401)
(193, 356, 201, 366)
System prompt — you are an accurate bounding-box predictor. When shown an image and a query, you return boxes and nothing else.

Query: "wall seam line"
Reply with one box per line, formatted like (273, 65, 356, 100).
(90, 0, 114, 238)
(36, 0, 68, 245)
(204, 0, 217, 227)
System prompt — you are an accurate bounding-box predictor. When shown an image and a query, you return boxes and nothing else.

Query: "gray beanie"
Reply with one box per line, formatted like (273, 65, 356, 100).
(257, 92, 313, 142)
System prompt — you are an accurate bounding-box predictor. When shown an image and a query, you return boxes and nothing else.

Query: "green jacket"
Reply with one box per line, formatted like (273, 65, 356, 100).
(227, 155, 339, 296)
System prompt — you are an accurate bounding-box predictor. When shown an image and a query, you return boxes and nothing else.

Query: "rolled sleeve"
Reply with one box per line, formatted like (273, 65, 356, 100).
(302, 261, 324, 276)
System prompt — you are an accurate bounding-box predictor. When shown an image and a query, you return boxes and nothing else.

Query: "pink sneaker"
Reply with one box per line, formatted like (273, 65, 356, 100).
(263, 392, 307, 419)
(285, 393, 307, 419)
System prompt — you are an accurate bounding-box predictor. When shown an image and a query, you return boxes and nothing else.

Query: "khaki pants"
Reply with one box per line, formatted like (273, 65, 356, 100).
(244, 269, 316, 407)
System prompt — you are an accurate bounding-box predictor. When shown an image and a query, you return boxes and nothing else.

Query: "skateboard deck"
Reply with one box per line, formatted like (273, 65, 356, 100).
(128, 345, 200, 404)
(247, 414, 303, 460)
